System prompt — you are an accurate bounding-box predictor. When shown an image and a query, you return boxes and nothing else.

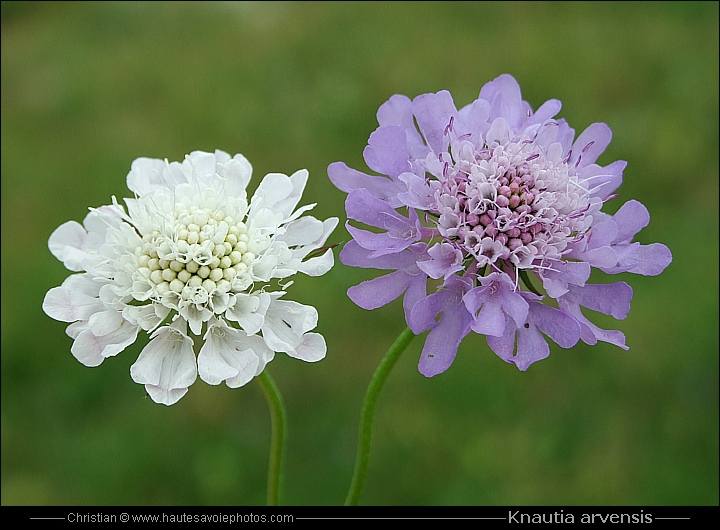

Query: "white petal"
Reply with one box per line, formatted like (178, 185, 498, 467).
(250, 173, 293, 215)
(130, 323, 197, 406)
(126, 157, 176, 196)
(221, 155, 252, 197)
(282, 169, 310, 218)
(43, 282, 104, 323)
(144, 386, 186, 406)
(250, 207, 282, 233)
(225, 292, 269, 335)
(70, 329, 107, 367)
(251, 253, 278, 282)
(70, 321, 139, 367)
(198, 321, 260, 388)
(184, 151, 217, 186)
(297, 248, 335, 276)
(277, 216, 325, 247)
(288, 332, 326, 362)
(88, 310, 124, 337)
(261, 299, 319, 355)
(65, 321, 87, 339)
(122, 304, 170, 331)
(48, 221, 89, 271)
(179, 303, 212, 336)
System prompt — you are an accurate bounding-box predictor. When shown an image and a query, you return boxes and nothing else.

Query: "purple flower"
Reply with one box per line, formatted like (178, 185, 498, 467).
(330, 74, 672, 376)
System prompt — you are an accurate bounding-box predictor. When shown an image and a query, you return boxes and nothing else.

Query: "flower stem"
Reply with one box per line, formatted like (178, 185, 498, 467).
(257, 370, 286, 506)
(345, 326, 416, 506)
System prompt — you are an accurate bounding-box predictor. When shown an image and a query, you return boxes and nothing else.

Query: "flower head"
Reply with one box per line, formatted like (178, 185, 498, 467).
(44, 150, 337, 404)
(330, 74, 671, 376)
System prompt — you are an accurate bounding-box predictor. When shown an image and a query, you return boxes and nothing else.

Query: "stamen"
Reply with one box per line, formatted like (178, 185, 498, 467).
(582, 141, 595, 153)
(602, 193, 619, 202)
(444, 116, 455, 135)
(562, 149, 573, 164)
(575, 155, 582, 168)
(525, 153, 540, 162)
(569, 203, 591, 218)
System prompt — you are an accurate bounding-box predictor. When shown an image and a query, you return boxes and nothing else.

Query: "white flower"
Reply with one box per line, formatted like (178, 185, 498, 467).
(44, 150, 338, 405)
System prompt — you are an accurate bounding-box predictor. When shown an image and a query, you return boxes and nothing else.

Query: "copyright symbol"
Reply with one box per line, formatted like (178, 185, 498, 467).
(120, 513, 129, 523)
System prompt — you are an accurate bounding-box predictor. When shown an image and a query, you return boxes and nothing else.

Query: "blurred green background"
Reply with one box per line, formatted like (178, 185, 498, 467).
(2, 1, 718, 506)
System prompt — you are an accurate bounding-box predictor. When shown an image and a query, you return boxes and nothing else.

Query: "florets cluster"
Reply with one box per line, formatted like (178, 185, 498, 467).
(330, 74, 671, 376)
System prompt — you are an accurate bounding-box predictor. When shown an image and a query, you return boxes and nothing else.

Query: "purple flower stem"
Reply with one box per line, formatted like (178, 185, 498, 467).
(345, 327, 416, 505)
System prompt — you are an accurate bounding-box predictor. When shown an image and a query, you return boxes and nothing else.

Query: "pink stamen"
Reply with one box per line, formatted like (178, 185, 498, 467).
(569, 204, 591, 219)
(526, 153, 540, 161)
(562, 149, 573, 164)
(444, 116, 455, 135)
(582, 140, 595, 153)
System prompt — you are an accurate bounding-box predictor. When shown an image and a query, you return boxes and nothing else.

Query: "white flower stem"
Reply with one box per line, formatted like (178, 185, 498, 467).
(257, 370, 286, 506)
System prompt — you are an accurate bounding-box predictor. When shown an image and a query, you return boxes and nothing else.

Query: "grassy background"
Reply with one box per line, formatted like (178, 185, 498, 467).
(1, 1, 718, 506)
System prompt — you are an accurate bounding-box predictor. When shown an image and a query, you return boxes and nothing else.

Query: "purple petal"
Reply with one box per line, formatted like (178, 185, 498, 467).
(529, 303, 581, 349)
(539, 260, 591, 298)
(464, 272, 529, 334)
(327, 162, 403, 206)
(345, 223, 414, 257)
(403, 271, 428, 332)
(559, 299, 628, 350)
(347, 270, 410, 310)
(481, 74, 524, 129)
(566, 283, 633, 320)
(514, 322, 550, 371)
(376, 94, 429, 159)
(588, 220, 618, 249)
(456, 98, 491, 146)
(472, 300, 506, 337)
(411, 91, 458, 153)
(486, 315, 517, 364)
(339, 239, 421, 270)
(397, 172, 437, 210)
(416, 242, 463, 279)
(410, 290, 444, 334)
(554, 119, 576, 157)
(363, 126, 411, 178)
(611, 200, 650, 243)
(570, 123, 612, 168)
(524, 98, 562, 129)
(417, 279, 473, 377)
(583, 246, 618, 269)
(580, 160, 626, 199)
(603, 243, 673, 276)
(377, 94, 414, 127)
(345, 188, 410, 231)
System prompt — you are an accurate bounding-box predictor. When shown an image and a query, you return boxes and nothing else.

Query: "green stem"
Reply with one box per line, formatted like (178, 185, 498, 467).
(345, 326, 416, 506)
(257, 370, 286, 506)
